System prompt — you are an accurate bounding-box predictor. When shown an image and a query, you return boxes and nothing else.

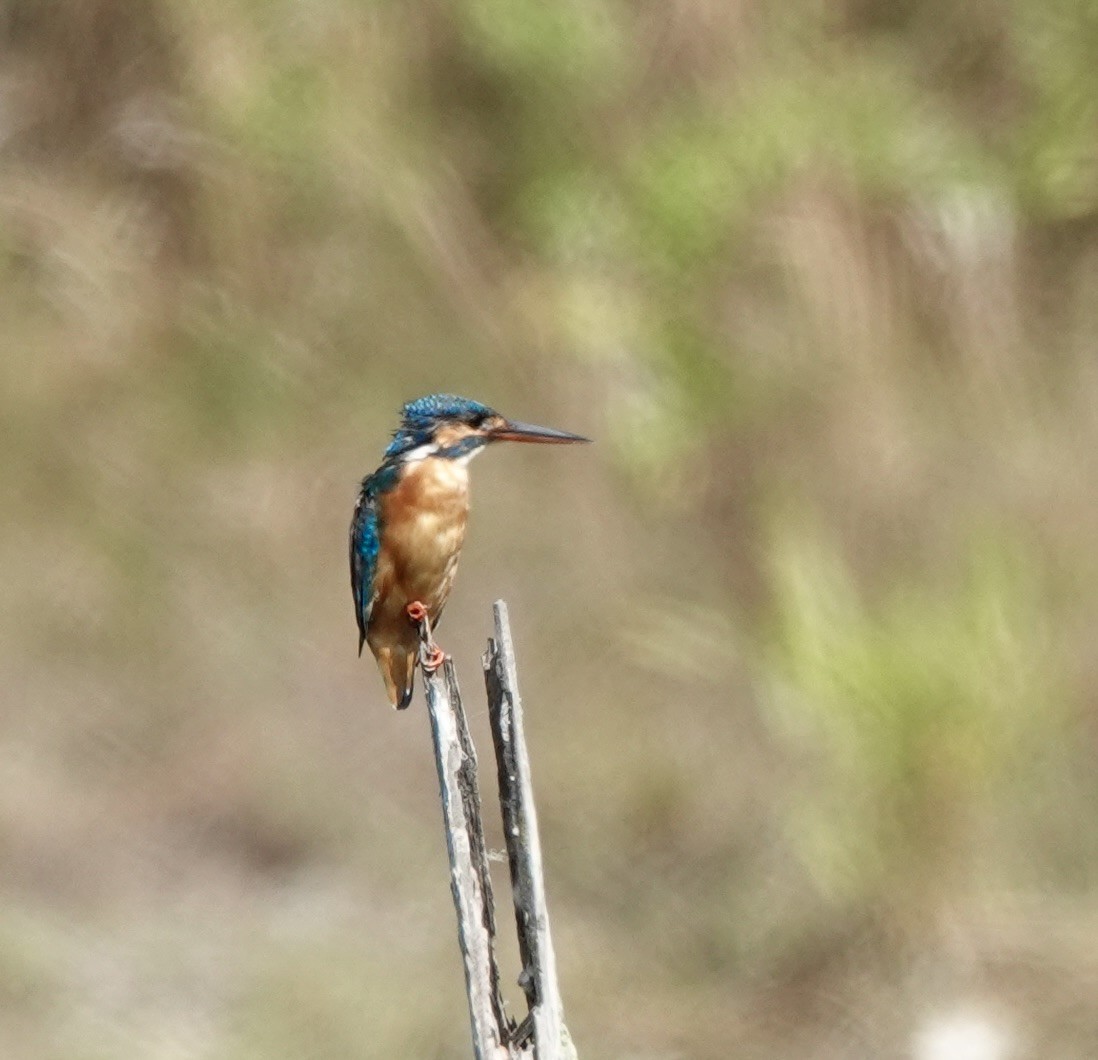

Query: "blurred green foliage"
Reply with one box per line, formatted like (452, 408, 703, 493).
(768, 525, 1060, 906)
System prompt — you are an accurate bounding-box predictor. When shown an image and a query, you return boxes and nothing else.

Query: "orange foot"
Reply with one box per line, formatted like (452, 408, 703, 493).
(421, 644, 446, 672)
(405, 600, 429, 624)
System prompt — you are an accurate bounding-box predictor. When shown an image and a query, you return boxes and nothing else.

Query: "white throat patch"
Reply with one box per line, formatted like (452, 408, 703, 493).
(401, 443, 436, 463)
(401, 443, 486, 468)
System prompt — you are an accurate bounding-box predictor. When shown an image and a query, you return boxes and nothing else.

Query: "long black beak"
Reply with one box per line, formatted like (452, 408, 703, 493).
(489, 419, 591, 445)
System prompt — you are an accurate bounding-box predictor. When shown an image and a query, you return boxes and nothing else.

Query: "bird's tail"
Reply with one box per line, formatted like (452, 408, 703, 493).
(377, 645, 416, 710)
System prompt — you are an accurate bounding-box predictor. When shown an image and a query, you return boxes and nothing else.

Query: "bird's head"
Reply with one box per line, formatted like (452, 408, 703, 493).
(385, 394, 590, 463)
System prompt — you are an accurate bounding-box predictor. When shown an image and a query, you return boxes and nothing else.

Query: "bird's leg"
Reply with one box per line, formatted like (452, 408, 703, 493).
(405, 601, 446, 672)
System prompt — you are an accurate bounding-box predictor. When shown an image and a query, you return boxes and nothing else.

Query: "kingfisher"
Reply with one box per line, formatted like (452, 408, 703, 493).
(350, 393, 590, 709)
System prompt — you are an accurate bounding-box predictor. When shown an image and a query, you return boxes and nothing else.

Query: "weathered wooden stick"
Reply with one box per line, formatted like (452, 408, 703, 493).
(418, 605, 576, 1059)
(484, 601, 576, 1060)
(419, 613, 514, 1060)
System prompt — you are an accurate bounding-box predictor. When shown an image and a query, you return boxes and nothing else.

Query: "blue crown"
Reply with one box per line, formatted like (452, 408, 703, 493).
(385, 394, 496, 458)
(400, 394, 493, 428)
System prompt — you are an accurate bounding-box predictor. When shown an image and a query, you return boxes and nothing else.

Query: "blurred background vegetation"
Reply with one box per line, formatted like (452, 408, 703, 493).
(2, 0, 1097, 1056)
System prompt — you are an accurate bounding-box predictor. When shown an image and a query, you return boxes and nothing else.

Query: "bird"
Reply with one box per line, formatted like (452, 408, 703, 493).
(350, 393, 590, 709)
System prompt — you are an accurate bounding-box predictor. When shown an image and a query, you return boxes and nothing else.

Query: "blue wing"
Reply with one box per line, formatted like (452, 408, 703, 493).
(349, 477, 382, 655)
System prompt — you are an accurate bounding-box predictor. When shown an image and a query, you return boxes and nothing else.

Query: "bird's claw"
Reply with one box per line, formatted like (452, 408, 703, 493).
(420, 644, 446, 672)
(406, 601, 445, 670)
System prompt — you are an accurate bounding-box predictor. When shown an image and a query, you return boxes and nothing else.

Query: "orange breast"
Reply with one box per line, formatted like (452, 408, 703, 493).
(366, 457, 470, 655)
